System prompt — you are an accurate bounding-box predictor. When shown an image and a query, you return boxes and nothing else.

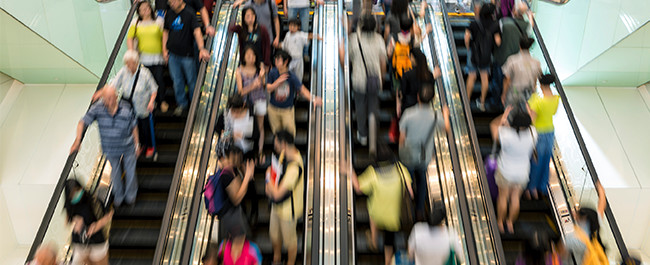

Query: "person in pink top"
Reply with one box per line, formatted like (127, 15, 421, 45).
(201, 240, 262, 265)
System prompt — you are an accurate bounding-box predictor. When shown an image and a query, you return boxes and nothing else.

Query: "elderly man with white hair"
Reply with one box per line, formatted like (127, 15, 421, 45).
(109, 50, 158, 158)
(73, 86, 139, 208)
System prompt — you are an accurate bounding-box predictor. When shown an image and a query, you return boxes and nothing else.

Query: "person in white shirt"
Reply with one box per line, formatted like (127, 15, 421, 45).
(408, 207, 464, 265)
(490, 106, 536, 234)
(281, 18, 320, 82)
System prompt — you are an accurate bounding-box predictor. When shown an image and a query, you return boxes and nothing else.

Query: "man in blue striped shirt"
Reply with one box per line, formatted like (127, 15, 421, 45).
(71, 86, 139, 207)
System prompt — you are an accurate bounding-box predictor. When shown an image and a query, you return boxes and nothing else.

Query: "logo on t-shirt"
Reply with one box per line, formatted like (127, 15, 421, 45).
(275, 82, 290, 103)
(171, 16, 184, 31)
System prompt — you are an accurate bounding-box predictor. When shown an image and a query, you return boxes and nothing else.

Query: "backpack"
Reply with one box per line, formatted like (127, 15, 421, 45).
(392, 36, 413, 79)
(574, 225, 608, 265)
(470, 20, 493, 67)
(270, 160, 303, 218)
(203, 168, 227, 216)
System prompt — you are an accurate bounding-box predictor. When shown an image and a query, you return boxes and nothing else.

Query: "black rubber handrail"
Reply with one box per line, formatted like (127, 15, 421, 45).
(177, 4, 239, 263)
(420, 5, 480, 265)
(527, 11, 630, 260)
(26, 2, 138, 261)
(439, 2, 507, 264)
(152, 0, 223, 262)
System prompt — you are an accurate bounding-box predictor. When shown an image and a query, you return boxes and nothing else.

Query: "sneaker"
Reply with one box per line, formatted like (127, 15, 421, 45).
(173, 106, 184, 116)
(356, 131, 368, 146)
(475, 99, 486, 112)
(146, 147, 155, 158)
(160, 101, 169, 113)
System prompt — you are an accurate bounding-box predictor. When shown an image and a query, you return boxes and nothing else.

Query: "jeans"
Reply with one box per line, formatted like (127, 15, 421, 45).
(489, 64, 504, 109)
(168, 53, 197, 108)
(106, 149, 138, 206)
(354, 85, 379, 138)
(408, 164, 428, 214)
(528, 131, 554, 195)
(137, 114, 156, 150)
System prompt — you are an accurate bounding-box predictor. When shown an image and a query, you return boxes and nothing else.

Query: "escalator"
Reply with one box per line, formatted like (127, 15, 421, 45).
(437, 1, 631, 264)
(343, 3, 477, 265)
(445, 11, 559, 265)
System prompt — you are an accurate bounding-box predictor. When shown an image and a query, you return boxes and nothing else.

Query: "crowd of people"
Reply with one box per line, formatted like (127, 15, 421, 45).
(28, 0, 630, 264)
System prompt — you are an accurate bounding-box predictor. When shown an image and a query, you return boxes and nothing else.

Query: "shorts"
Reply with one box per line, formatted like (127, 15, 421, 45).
(495, 169, 527, 190)
(72, 242, 108, 264)
(253, 99, 267, 116)
(269, 207, 298, 249)
(383, 230, 395, 247)
(464, 49, 490, 73)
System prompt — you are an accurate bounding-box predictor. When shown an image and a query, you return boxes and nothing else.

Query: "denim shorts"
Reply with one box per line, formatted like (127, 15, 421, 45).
(465, 49, 490, 73)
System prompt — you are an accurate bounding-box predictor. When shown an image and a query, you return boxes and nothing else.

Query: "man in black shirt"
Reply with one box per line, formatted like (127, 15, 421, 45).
(157, 0, 216, 36)
(163, 0, 211, 115)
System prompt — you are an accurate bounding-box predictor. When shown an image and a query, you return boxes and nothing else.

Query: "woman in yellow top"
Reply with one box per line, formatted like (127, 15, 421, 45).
(342, 144, 413, 265)
(127, 1, 168, 112)
(526, 74, 560, 199)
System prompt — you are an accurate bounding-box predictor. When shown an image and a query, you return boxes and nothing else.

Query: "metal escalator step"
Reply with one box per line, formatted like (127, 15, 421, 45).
(137, 172, 173, 192)
(108, 258, 153, 265)
(109, 228, 159, 248)
(264, 130, 308, 146)
(113, 199, 167, 219)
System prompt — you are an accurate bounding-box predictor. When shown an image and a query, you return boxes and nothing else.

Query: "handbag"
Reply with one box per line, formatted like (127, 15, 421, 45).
(389, 117, 400, 143)
(395, 162, 414, 233)
(485, 141, 499, 201)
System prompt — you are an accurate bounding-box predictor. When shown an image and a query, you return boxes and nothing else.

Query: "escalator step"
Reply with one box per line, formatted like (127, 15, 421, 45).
(110, 228, 159, 248)
(113, 199, 167, 219)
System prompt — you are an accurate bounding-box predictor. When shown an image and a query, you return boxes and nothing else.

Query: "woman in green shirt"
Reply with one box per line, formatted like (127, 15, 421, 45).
(527, 74, 559, 199)
(128, 1, 168, 112)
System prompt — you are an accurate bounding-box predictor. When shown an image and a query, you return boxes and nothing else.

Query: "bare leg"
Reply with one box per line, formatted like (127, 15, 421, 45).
(384, 245, 394, 265)
(497, 184, 509, 233)
(287, 243, 297, 265)
(272, 235, 282, 264)
(369, 218, 378, 250)
(507, 186, 523, 233)
(466, 72, 477, 98)
(479, 70, 489, 104)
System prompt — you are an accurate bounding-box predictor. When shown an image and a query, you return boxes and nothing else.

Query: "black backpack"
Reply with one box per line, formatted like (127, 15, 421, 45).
(470, 20, 493, 67)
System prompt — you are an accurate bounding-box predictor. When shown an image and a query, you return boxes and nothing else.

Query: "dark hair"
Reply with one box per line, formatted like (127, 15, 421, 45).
(63, 179, 88, 221)
(427, 206, 447, 227)
(274, 49, 291, 66)
(399, 16, 413, 32)
(216, 136, 243, 160)
(523, 230, 551, 265)
(390, 0, 408, 17)
(510, 109, 531, 132)
(418, 82, 435, 104)
(228, 93, 247, 109)
(288, 18, 301, 27)
(360, 15, 377, 32)
(412, 49, 431, 81)
(520, 37, 535, 50)
(136, 1, 156, 21)
(241, 6, 258, 32)
(539, 74, 555, 85)
(201, 242, 222, 264)
(479, 2, 496, 21)
(240, 45, 261, 72)
(577, 208, 605, 252)
(374, 143, 396, 164)
(275, 130, 295, 146)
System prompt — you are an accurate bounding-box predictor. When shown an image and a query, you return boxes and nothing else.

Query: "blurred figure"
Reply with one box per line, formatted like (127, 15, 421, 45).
(344, 14, 386, 146)
(399, 82, 449, 219)
(266, 49, 322, 137)
(163, 0, 210, 116)
(343, 144, 414, 265)
(72, 86, 139, 207)
(216, 91, 261, 162)
(201, 242, 222, 265)
(383, 0, 410, 41)
(214, 137, 254, 241)
(490, 106, 536, 233)
(284, 0, 322, 34)
(388, 15, 416, 103)
(158, 0, 216, 36)
(230, 7, 272, 67)
(516, 229, 551, 265)
(398, 49, 441, 114)
(127, 1, 168, 112)
(408, 207, 464, 265)
(491, 4, 530, 108)
(27, 243, 59, 265)
(465, 2, 499, 111)
(233, 0, 281, 48)
(281, 18, 321, 82)
(235, 45, 267, 160)
(108, 50, 158, 158)
(64, 179, 113, 265)
(562, 181, 608, 265)
(501, 37, 541, 107)
(265, 131, 305, 265)
(526, 74, 559, 199)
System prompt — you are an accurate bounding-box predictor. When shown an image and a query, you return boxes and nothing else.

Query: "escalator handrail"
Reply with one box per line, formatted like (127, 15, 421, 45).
(418, 5, 481, 265)
(177, 5, 240, 264)
(152, 1, 224, 262)
(26, 2, 138, 261)
(525, 8, 630, 260)
(438, 2, 507, 264)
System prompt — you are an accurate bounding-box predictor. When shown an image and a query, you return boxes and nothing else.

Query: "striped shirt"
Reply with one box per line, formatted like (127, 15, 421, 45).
(82, 100, 137, 157)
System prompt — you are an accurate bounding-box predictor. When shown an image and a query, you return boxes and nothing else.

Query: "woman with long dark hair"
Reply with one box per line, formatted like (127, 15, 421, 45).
(229, 7, 272, 67)
(64, 179, 113, 265)
(235, 45, 266, 162)
(127, 1, 168, 111)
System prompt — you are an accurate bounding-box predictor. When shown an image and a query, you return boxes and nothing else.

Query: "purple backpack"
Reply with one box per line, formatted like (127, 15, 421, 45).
(203, 168, 226, 216)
